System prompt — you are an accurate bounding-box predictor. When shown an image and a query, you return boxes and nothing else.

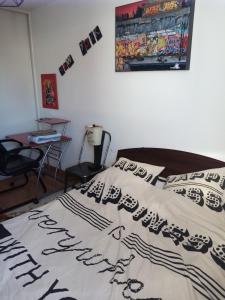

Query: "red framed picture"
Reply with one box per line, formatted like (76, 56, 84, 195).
(41, 74, 59, 109)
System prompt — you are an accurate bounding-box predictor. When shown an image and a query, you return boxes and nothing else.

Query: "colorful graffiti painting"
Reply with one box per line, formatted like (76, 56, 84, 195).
(115, 0, 195, 71)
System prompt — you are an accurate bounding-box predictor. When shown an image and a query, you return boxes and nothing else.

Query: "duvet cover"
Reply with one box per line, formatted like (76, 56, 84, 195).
(0, 165, 224, 300)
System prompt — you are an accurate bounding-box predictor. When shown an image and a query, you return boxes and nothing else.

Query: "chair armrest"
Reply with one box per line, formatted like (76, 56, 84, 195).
(8, 146, 44, 162)
(0, 139, 23, 147)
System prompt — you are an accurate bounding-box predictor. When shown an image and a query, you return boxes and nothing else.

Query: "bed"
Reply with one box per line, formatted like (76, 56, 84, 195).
(0, 147, 224, 300)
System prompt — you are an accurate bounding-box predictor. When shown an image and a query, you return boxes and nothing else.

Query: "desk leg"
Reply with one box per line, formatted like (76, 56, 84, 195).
(54, 141, 70, 179)
(36, 144, 52, 190)
(45, 142, 69, 180)
(54, 148, 63, 179)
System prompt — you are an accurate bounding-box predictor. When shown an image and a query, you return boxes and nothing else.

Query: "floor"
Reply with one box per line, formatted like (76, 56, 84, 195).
(0, 164, 82, 222)
(0, 169, 65, 220)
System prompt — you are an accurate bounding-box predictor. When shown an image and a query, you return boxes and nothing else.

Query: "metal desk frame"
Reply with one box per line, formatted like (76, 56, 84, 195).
(6, 131, 72, 183)
(36, 118, 71, 179)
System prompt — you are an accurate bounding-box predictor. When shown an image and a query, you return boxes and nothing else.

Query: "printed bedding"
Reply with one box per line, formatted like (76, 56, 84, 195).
(0, 166, 224, 300)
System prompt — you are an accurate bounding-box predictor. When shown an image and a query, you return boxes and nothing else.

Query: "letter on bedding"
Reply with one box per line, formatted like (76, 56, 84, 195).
(205, 192, 223, 212)
(162, 224, 189, 246)
(182, 234, 212, 253)
(124, 162, 137, 172)
(142, 212, 167, 235)
(114, 159, 127, 170)
(133, 167, 147, 178)
(118, 194, 139, 213)
(87, 181, 105, 202)
(102, 185, 122, 204)
(187, 188, 204, 206)
(38, 279, 77, 300)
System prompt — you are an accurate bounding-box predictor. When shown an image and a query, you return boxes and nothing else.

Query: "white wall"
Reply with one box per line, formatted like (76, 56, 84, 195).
(0, 9, 37, 137)
(30, 0, 225, 168)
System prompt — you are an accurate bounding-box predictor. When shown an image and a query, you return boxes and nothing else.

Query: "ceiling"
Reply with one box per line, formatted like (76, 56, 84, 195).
(19, 0, 54, 10)
(0, 0, 56, 11)
(1, 0, 107, 11)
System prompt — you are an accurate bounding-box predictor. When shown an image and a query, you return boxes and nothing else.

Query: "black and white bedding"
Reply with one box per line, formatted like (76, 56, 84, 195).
(163, 167, 225, 214)
(0, 165, 224, 300)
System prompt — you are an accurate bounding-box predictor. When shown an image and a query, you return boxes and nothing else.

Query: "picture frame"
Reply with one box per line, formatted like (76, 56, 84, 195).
(93, 26, 103, 41)
(66, 55, 74, 68)
(41, 74, 59, 109)
(59, 65, 65, 76)
(84, 37, 92, 50)
(115, 0, 195, 72)
(89, 31, 96, 45)
(79, 40, 87, 56)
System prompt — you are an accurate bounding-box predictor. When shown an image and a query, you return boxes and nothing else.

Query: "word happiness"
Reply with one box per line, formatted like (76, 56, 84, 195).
(113, 159, 159, 183)
(77, 179, 225, 271)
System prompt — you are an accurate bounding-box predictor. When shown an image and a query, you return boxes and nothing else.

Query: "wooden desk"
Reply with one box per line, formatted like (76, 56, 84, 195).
(7, 132, 72, 147)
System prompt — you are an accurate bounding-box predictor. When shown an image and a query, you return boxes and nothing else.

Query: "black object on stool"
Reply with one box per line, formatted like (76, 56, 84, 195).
(64, 127, 111, 192)
(64, 162, 105, 192)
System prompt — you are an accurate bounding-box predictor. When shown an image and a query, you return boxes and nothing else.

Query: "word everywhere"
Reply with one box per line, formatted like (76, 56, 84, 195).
(27, 210, 160, 300)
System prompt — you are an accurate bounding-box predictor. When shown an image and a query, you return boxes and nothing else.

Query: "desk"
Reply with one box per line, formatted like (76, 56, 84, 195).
(7, 132, 71, 147)
(36, 118, 70, 136)
(7, 132, 72, 179)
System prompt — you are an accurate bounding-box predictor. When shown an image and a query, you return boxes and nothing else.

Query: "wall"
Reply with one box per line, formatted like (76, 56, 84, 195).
(0, 9, 37, 137)
(30, 0, 225, 168)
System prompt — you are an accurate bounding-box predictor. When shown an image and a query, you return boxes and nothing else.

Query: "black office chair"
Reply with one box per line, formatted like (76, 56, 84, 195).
(0, 139, 47, 194)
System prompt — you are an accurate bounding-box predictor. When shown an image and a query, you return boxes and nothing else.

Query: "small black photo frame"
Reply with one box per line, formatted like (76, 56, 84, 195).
(89, 31, 96, 45)
(93, 26, 102, 41)
(84, 37, 92, 50)
(59, 65, 65, 76)
(66, 55, 74, 68)
(63, 62, 68, 71)
(79, 40, 87, 56)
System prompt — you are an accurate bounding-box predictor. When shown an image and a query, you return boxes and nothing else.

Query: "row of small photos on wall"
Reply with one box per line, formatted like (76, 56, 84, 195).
(59, 26, 103, 76)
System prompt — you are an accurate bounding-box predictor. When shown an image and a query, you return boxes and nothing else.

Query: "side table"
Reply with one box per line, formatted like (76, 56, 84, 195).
(64, 162, 105, 192)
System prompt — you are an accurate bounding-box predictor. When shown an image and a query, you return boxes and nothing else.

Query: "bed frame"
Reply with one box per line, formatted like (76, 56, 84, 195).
(117, 148, 225, 177)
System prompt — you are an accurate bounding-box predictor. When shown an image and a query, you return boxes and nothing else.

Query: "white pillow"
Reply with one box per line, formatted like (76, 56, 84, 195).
(113, 157, 165, 185)
(163, 167, 225, 214)
(154, 176, 167, 189)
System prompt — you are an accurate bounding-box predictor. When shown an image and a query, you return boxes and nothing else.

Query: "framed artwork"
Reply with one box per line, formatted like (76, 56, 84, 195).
(115, 0, 195, 72)
(89, 31, 96, 45)
(93, 26, 103, 41)
(41, 74, 59, 109)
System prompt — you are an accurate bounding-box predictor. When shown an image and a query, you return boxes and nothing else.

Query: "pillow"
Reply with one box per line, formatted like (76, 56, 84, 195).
(163, 167, 225, 213)
(154, 176, 167, 189)
(113, 157, 165, 185)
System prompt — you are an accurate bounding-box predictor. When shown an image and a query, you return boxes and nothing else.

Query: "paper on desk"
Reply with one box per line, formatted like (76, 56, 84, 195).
(27, 133, 62, 144)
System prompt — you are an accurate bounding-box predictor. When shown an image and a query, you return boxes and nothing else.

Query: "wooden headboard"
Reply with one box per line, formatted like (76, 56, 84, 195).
(117, 148, 225, 177)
